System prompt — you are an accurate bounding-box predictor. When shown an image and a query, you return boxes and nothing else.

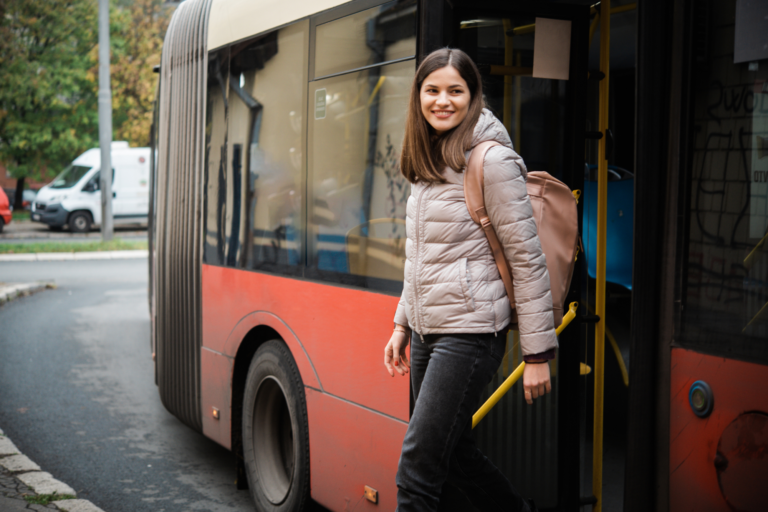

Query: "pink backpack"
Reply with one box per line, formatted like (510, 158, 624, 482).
(464, 141, 579, 328)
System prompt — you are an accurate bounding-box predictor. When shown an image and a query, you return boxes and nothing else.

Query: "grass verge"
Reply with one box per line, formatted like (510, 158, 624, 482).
(25, 492, 76, 505)
(0, 238, 148, 254)
(12, 210, 30, 221)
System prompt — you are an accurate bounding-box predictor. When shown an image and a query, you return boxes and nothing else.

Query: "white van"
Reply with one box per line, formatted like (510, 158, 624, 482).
(31, 142, 150, 233)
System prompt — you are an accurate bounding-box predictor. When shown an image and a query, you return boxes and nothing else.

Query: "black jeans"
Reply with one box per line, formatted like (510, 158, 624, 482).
(396, 331, 530, 512)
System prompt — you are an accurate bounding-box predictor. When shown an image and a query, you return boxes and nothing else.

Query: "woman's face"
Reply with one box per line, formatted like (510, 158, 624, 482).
(419, 65, 471, 135)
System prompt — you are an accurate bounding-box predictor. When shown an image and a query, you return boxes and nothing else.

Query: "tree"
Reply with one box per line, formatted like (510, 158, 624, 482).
(0, 0, 174, 210)
(0, 0, 99, 209)
(104, 0, 174, 147)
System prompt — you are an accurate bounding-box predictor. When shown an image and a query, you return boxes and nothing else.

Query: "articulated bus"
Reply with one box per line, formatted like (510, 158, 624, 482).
(149, 0, 768, 510)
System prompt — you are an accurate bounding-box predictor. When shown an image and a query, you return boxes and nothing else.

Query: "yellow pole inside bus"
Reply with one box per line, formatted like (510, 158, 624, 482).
(593, 1, 610, 510)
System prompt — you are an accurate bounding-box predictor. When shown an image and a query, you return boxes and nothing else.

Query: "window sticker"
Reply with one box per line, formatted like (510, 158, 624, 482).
(315, 88, 327, 120)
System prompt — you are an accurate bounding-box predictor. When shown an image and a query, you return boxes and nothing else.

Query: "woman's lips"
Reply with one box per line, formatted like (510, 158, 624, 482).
(432, 110, 455, 118)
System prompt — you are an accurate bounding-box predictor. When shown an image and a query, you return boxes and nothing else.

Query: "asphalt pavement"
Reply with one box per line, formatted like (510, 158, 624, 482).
(0, 259, 327, 512)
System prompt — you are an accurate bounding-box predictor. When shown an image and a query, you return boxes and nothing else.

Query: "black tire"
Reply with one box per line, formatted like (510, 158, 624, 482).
(69, 211, 92, 233)
(243, 340, 310, 512)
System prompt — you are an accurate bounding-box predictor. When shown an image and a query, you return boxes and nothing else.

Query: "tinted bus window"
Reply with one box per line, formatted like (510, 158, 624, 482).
(678, 0, 768, 363)
(204, 22, 308, 273)
(314, 0, 416, 79)
(307, 59, 413, 292)
(231, 21, 308, 273)
(204, 48, 230, 266)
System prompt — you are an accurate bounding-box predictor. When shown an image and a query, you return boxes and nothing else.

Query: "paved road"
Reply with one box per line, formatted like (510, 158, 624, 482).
(0, 259, 328, 512)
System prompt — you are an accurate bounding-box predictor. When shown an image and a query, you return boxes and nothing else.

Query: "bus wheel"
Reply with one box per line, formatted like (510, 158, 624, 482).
(243, 340, 310, 512)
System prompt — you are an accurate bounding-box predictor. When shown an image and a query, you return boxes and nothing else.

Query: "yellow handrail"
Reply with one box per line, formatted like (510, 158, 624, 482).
(743, 231, 768, 269)
(472, 301, 579, 428)
(590, 2, 636, 16)
(593, 0, 611, 509)
(509, 3, 635, 40)
(743, 300, 768, 332)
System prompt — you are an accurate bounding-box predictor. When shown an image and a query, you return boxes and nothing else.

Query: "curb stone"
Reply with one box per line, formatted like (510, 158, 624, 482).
(0, 250, 147, 262)
(0, 429, 105, 511)
(0, 435, 20, 455)
(16, 473, 76, 497)
(0, 283, 54, 306)
(0, 455, 41, 473)
(52, 500, 106, 512)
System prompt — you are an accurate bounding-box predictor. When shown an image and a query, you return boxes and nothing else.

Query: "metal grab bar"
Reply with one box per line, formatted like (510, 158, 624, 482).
(472, 301, 579, 428)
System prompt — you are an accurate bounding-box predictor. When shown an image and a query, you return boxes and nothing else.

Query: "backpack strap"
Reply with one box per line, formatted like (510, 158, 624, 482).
(464, 141, 516, 308)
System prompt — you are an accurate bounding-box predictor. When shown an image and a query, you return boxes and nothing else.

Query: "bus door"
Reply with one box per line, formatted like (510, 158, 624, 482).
(420, 1, 590, 510)
(666, 0, 768, 509)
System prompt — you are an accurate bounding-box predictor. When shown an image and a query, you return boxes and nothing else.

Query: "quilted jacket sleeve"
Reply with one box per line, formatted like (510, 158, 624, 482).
(394, 289, 408, 327)
(483, 146, 558, 355)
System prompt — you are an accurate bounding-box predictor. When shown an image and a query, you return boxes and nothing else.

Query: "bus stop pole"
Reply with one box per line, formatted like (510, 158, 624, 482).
(98, 0, 114, 242)
(593, 0, 611, 510)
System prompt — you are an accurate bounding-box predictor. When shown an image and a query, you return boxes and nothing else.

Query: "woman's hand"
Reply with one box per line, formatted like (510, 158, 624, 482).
(523, 361, 551, 405)
(384, 328, 410, 377)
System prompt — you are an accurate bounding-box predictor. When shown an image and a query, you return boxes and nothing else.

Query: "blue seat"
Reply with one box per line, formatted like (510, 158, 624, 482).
(582, 165, 634, 290)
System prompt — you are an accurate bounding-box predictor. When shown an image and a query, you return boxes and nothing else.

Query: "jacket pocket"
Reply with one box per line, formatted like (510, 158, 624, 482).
(458, 257, 476, 313)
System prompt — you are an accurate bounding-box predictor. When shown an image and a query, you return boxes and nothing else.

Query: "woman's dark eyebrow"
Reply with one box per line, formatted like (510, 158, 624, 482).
(423, 83, 465, 89)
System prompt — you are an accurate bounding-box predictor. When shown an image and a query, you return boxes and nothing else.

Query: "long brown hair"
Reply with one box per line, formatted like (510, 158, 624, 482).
(400, 48, 484, 183)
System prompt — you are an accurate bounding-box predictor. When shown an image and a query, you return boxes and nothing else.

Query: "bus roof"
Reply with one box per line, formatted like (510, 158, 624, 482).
(208, 0, 350, 50)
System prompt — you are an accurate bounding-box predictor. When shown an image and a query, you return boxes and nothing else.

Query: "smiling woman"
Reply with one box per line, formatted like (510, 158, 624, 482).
(419, 66, 470, 134)
(400, 48, 485, 184)
(386, 47, 557, 512)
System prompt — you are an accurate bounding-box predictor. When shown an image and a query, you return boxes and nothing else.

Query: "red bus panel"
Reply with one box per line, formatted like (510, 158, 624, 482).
(670, 348, 768, 511)
(200, 263, 410, 500)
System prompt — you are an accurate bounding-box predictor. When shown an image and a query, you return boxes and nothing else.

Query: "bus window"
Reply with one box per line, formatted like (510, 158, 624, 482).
(305, 2, 416, 292)
(308, 58, 413, 292)
(677, 0, 768, 363)
(204, 47, 230, 266)
(205, 21, 309, 273)
(314, 0, 416, 79)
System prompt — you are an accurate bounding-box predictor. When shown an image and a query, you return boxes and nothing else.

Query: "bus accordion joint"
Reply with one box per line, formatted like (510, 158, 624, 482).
(472, 302, 579, 429)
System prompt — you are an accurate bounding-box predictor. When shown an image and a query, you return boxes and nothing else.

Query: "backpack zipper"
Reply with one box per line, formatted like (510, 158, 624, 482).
(413, 184, 429, 342)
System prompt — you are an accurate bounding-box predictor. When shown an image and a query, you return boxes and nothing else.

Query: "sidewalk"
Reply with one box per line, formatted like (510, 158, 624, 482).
(0, 250, 148, 262)
(0, 219, 146, 241)
(0, 428, 103, 512)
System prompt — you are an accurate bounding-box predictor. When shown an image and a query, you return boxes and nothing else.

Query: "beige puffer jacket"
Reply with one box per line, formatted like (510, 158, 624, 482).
(393, 109, 558, 356)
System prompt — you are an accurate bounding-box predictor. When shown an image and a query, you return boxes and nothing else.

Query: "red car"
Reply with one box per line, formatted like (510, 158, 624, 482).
(0, 188, 11, 233)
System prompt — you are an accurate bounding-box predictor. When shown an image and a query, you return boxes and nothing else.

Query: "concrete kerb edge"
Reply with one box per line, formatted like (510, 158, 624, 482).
(0, 429, 105, 511)
(0, 282, 52, 306)
(52, 499, 107, 512)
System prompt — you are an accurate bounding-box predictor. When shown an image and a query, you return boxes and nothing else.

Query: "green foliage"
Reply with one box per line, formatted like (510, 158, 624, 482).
(0, 0, 174, 183)
(24, 492, 76, 505)
(12, 209, 30, 221)
(0, 238, 148, 254)
(0, 0, 100, 181)
(104, 0, 173, 146)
